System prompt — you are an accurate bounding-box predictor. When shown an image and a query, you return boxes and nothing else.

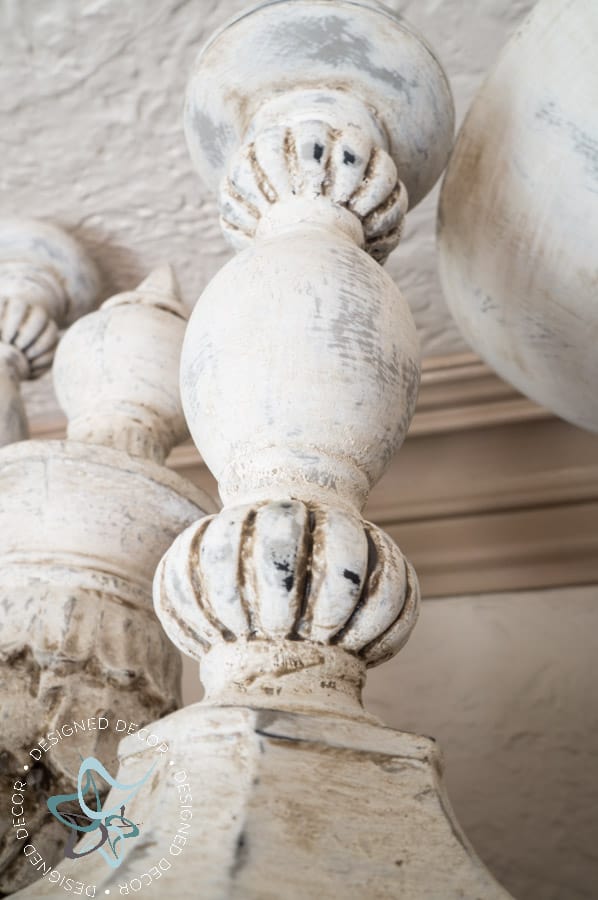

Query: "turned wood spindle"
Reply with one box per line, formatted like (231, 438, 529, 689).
(12, 4, 515, 897)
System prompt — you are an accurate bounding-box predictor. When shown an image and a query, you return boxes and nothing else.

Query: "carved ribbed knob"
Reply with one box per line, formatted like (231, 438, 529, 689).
(0, 296, 58, 379)
(0, 219, 101, 381)
(154, 499, 419, 669)
(0, 218, 101, 328)
(0, 218, 101, 447)
(222, 123, 409, 262)
(54, 265, 189, 463)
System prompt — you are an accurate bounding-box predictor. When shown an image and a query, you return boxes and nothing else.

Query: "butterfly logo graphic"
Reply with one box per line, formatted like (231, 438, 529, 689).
(47, 756, 154, 869)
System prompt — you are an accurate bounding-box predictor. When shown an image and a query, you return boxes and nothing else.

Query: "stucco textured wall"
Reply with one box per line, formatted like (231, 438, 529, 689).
(182, 585, 598, 900)
(367, 587, 598, 900)
(1, 0, 534, 357)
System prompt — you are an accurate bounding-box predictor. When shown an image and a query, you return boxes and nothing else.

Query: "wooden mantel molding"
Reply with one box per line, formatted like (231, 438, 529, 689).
(26, 351, 551, 446)
(27, 351, 598, 599)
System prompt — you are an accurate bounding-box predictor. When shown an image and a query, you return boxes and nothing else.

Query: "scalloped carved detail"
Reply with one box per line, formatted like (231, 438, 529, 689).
(221, 122, 409, 262)
(0, 295, 58, 379)
(154, 499, 419, 670)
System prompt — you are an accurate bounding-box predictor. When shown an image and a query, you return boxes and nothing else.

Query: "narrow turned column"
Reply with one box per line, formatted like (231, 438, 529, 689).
(0, 218, 101, 446)
(156, 0, 450, 713)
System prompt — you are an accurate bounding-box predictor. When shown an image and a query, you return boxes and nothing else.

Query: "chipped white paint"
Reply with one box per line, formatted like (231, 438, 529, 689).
(0, 218, 100, 446)
(0, 270, 216, 894)
(15, 706, 512, 899)
(182, 218, 421, 512)
(438, 0, 598, 433)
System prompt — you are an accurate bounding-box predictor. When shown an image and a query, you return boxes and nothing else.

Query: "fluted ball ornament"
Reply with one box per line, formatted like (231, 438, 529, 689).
(0, 297, 58, 381)
(155, 499, 419, 715)
(221, 121, 410, 262)
(0, 217, 100, 380)
(0, 218, 100, 329)
(0, 218, 101, 446)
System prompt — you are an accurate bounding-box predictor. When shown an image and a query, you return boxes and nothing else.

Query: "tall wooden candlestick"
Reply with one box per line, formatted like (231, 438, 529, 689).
(14, 3, 514, 897)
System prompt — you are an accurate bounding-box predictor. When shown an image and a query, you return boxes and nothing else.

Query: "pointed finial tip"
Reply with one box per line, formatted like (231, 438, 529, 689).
(138, 264, 181, 303)
(102, 264, 187, 319)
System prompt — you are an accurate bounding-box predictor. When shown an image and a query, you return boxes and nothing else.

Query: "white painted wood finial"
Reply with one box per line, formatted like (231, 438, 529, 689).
(157, 0, 457, 713)
(54, 264, 189, 463)
(156, 498, 419, 715)
(0, 218, 101, 446)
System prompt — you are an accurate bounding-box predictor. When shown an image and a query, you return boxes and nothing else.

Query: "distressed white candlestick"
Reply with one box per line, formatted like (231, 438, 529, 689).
(13, 2, 514, 897)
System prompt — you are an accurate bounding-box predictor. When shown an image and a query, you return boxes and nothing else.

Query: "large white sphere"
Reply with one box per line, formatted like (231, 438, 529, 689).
(438, 0, 598, 432)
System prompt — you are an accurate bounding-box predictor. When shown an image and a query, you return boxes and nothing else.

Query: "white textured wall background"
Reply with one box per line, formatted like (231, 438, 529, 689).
(182, 585, 598, 900)
(368, 586, 598, 900)
(1, 0, 534, 358)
